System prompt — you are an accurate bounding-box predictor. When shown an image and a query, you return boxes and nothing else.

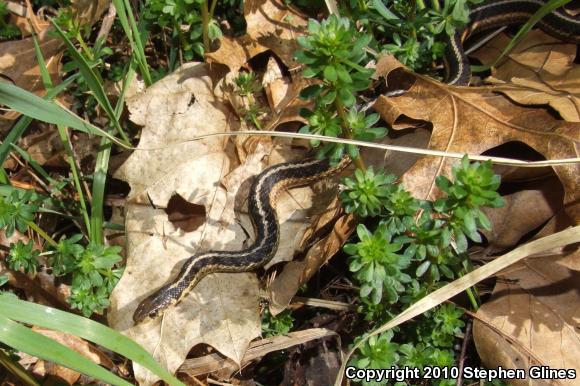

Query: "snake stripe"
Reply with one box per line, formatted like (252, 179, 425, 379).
(133, 156, 350, 323)
(445, 0, 580, 85)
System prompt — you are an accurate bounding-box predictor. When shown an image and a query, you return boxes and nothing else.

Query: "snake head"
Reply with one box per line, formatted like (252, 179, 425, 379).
(133, 285, 176, 324)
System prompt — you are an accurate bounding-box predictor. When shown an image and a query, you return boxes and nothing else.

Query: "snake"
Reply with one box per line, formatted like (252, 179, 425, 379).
(133, 0, 579, 324)
(445, 0, 580, 85)
(133, 156, 351, 323)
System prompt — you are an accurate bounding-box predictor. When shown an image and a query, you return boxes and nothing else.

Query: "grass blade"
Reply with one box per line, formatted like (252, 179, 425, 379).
(0, 74, 77, 184)
(31, 31, 92, 233)
(0, 348, 40, 386)
(0, 293, 184, 386)
(372, 0, 400, 20)
(30, 32, 52, 89)
(112, 0, 152, 86)
(90, 138, 111, 243)
(50, 21, 131, 144)
(0, 82, 126, 147)
(472, 0, 572, 73)
(0, 314, 133, 386)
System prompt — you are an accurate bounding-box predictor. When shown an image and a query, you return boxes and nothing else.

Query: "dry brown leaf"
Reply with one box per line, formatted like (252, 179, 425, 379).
(473, 30, 576, 80)
(474, 248, 580, 386)
(482, 176, 564, 252)
(108, 63, 260, 385)
(268, 207, 355, 316)
(244, 0, 308, 68)
(492, 73, 580, 122)
(71, 0, 111, 27)
(263, 56, 289, 111)
(8, 1, 49, 37)
(206, 35, 269, 71)
(32, 327, 114, 385)
(208, 0, 307, 71)
(0, 30, 62, 132)
(373, 58, 580, 222)
(109, 63, 344, 384)
(471, 30, 579, 122)
(0, 29, 62, 93)
(178, 328, 338, 379)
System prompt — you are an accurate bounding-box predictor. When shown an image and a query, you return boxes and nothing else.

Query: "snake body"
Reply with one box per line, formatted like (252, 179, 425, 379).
(133, 0, 579, 324)
(446, 0, 580, 85)
(133, 157, 350, 323)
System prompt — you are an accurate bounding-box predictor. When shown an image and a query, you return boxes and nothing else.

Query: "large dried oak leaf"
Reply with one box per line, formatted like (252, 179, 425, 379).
(108, 63, 343, 384)
(474, 249, 580, 386)
(108, 63, 262, 385)
(373, 62, 580, 222)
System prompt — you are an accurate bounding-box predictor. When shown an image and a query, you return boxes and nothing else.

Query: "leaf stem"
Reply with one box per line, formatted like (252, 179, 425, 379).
(209, 0, 218, 19)
(0, 348, 40, 386)
(26, 221, 58, 248)
(201, 0, 210, 55)
(334, 97, 366, 171)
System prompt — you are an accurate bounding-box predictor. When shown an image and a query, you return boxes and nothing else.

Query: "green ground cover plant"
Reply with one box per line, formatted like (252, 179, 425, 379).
(0, 0, 574, 385)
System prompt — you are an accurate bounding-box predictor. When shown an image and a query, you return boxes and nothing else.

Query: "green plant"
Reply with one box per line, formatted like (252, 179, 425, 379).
(50, 238, 123, 316)
(295, 14, 386, 167)
(142, 0, 224, 61)
(334, 0, 483, 74)
(261, 308, 294, 337)
(233, 71, 265, 129)
(0, 190, 38, 237)
(345, 223, 410, 305)
(341, 167, 396, 217)
(0, 293, 185, 386)
(426, 303, 465, 347)
(342, 156, 503, 384)
(350, 330, 400, 386)
(7, 240, 40, 275)
(350, 305, 465, 386)
(342, 156, 503, 292)
(0, 1, 21, 40)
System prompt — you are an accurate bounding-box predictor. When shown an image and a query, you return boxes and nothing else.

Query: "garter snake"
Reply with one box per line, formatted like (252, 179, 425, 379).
(445, 0, 580, 85)
(133, 0, 579, 324)
(133, 156, 350, 323)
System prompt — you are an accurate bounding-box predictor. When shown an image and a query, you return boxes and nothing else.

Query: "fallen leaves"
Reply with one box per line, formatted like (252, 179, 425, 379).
(373, 57, 580, 222)
(108, 62, 347, 384)
(108, 63, 261, 385)
(31, 327, 114, 385)
(472, 30, 580, 122)
(208, 0, 307, 71)
(474, 248, 580, 386)
(0, 29, 63, 131)
(370, 34, 580, 386)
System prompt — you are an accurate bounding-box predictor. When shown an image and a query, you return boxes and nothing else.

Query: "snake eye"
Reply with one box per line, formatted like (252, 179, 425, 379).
(149, 311, 157, 319)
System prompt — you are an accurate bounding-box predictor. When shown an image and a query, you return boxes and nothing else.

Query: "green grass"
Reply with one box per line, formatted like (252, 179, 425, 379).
(0, 293, 185, 386)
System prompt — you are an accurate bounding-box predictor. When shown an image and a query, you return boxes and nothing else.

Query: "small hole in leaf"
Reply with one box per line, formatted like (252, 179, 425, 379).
(188, 95, 196, 107)
(164, 194, 206, 232)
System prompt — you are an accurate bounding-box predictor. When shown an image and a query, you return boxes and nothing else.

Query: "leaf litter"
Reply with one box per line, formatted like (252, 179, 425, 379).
(2, 0, 580, 384)
(108, 60, 348, 383)
(193, 6, 580, 381)
(472, 30, 580, 122)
